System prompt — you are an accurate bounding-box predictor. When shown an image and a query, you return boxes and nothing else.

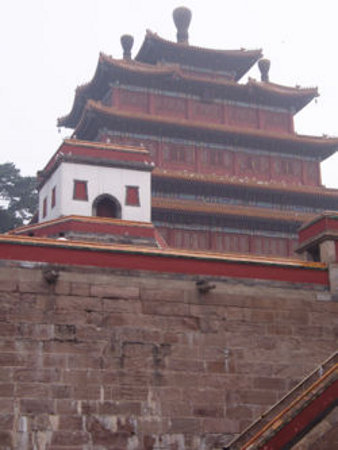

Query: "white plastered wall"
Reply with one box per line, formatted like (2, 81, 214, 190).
(38, 166, 63, 222)
(38, 162, 151, 223)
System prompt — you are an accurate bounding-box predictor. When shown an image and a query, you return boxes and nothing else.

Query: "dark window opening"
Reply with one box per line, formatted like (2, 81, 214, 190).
(307, 245, 320, 262)
(43, 197, 47, 218)
(92, 194, 122, 219)
(51, 186, 56, 208)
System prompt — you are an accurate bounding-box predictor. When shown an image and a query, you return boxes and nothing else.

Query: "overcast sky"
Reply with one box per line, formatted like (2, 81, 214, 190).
(1, 0, 337, 187)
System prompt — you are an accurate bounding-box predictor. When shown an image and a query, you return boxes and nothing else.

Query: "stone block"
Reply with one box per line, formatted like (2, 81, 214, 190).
(0, 352, 26, 367)
(58, 415, 83, 430)
(14, 369, 61, 383)
(20, 398, 55, 415)
(253, 376, 286, 390)
(142, 301, 190, 317)
(51, 385, 72, 399)
(0, 383, 14, 397)
(55, 295, 101, 312)
(201, 418, 240, 434)
(0, 280, 17, 292)
(0, 431, 12, 447)
(19, 280, 50, 294)
(90, 284, 139, 299)
(70, 282, 90, 297)
(140, 287, 185, 303)
(239, 389, 277, 405)
(170, 417, 200, 434)
(51, 430, 91, 446)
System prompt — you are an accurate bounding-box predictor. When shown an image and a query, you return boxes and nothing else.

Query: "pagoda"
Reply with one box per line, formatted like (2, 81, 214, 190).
(18, 7, 338, 257)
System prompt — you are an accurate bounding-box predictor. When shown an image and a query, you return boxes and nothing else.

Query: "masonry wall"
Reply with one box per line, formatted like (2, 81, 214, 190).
(0, 261, 337, 450)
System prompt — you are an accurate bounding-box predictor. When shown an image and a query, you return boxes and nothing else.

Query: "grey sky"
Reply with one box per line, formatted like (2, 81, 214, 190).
(1, 0, 337, 187)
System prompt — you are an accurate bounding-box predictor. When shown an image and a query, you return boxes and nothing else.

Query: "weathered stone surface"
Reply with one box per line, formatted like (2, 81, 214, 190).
(0, 262, 337, 449)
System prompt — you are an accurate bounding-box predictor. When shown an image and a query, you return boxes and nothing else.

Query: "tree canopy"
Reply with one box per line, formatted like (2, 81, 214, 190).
(0, 163, 38, 232)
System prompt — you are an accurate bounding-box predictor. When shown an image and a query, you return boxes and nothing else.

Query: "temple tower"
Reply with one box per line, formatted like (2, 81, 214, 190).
(21, 7, 338, 256)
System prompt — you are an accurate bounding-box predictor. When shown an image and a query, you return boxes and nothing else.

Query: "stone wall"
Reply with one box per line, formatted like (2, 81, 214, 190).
(0, 261, 337, 449)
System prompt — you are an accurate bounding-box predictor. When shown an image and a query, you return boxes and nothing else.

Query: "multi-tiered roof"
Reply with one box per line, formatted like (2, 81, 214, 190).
(56, 7, 338, 258)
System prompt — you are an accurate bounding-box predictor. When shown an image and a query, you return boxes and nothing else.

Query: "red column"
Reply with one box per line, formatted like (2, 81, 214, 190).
(257, 108, 263, 130)
(268, 155, 273, 182)
(256, 107, 262, 130)
(114, 88, 120, 109)
(301, 161, 307, 186)
(223, 102, 230, 126)
(186, 98, 192, 120)
(195, 146, 201, 173)
(158, 141, 164, 168)
(148, 92, 155, 115)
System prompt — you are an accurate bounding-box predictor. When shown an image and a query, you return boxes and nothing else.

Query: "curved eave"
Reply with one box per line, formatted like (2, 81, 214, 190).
(136, 31, 262, 81)
(58, 53, 139, 128)
(58, 55, 107, 128)
(152, 197, 314, 224)
(248, 79, 318, 113)
(74, 101, 338, 160)
(152, 169, 338, 198)
(58, 54, 182, 128)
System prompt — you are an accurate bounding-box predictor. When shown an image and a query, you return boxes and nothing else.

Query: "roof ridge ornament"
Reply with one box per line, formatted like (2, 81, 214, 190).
(121, 34, 134, 60)
(258, 58, 271, 82)
(173, 6, 192, 45)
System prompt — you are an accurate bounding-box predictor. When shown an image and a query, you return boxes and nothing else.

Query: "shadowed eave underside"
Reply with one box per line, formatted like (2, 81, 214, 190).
(58, 54, 317, 129)
(72, 101, 338, 161)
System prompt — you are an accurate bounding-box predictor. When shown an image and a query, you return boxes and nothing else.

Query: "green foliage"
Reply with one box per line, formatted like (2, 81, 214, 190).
(0, 163, 38, 232)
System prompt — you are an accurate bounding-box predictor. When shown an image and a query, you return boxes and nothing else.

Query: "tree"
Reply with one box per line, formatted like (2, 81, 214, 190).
(0, 163, 38, 232)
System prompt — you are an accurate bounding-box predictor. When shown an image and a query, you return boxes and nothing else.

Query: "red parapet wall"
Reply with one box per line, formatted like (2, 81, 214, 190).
(0, 236, 328, 286)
